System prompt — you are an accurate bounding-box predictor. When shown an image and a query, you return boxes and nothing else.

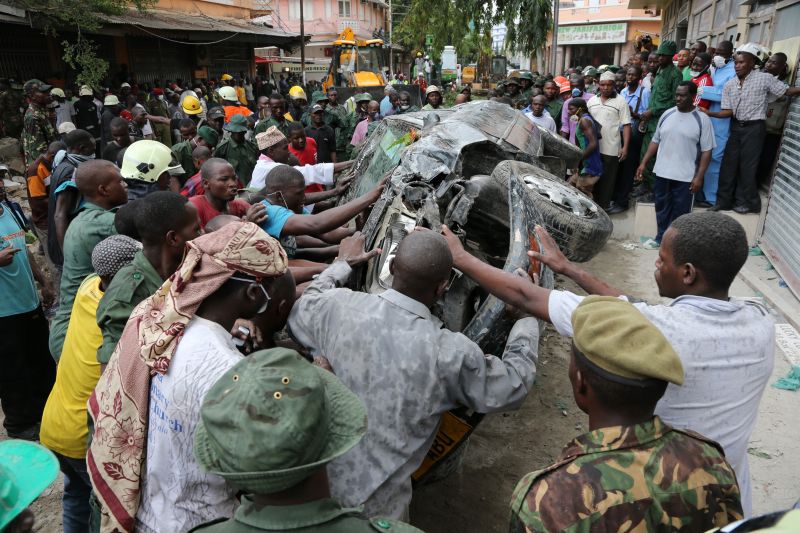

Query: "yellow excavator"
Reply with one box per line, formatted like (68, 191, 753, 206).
(322, 27, 387, 90)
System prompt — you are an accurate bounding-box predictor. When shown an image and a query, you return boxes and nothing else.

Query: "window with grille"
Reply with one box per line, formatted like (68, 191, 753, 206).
(339, 0, 351, 17)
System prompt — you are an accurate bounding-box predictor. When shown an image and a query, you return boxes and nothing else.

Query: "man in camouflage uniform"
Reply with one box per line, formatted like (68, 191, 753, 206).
(190, 347, 424, 533)
(518, 72, 534, 103)
(509, 296, 743, 532)
(22, 79, 56, 168)
(171, 125, 219, 184)
(301, 91, 346, 130)
(0, 78, 25, 139)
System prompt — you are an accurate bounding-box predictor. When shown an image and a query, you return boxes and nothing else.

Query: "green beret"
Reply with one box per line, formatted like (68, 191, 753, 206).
(571, 296, 684, 385)
(197, 125, 220, 146)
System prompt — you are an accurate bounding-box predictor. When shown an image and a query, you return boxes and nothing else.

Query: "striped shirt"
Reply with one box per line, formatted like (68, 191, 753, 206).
(691, 73, 713, 109)
(722, 70, 788, 121)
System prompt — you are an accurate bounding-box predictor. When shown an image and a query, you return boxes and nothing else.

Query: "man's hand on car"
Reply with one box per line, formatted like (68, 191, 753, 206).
(440, 225, 468, 267)
(334, 174, 354, 195)
(336, 231, 381, 267)
(528, 225, 570, 275)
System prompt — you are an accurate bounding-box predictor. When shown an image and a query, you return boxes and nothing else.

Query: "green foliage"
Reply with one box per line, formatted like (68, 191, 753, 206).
(62, 37, 109, 89)
(10, 0, 155, 85)
(395, 0, 552, 58)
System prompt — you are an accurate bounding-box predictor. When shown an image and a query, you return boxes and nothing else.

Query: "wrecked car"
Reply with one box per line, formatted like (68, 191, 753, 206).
(338, 100, 613, 483)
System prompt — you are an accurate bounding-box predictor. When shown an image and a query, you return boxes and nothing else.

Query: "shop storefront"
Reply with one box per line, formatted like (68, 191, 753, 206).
(558, 23, 628, 68)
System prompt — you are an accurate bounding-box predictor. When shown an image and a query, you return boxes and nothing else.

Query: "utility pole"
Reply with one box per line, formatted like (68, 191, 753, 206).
(550, 0, 559, 74)
(300, 0, 306, 84)
(389, 0, 393, 76)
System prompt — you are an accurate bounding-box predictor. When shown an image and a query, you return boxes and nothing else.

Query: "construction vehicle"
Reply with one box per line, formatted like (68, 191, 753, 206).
(440, 46, 458, 85)
(323, 27, 386, 90)
(322, 27, 423, 106)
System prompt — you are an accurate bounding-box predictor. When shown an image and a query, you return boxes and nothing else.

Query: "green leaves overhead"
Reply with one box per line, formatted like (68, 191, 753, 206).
(395, 0, 553, 58)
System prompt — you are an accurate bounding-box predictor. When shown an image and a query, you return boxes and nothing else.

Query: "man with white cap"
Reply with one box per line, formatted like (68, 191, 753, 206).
(50, 88, 76, 130)
(422, 85, 443, 110)
(587, 70, 632, 210)
(219, 85, 252, 124)
(73, 86, 100, 149)
(100, 94, 122, 148)
(250, 126, 352, 191)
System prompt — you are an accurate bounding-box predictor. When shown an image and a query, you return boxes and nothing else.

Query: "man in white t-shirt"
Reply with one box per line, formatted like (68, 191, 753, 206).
(587, 71, 631, 209)
(523, 95, 557, 133)
(637, 81, 715, 249)
(441, 210, 773, 517)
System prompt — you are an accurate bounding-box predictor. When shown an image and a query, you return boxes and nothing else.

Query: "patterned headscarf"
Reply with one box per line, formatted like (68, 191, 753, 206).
(91, 235, 142, 278)
(87, 222, 288, 533)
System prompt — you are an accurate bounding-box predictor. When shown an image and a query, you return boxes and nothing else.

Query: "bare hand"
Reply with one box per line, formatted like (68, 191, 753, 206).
(244, 202, 268, 225)
(528, 225, 570, 275)
(335, 174, 354, 194)
(698, 106, 709, 115)
(336, 231, 381, 266)
(618, 147, 628, 162)
(504, 269, 535, 321)
(368, 176, 389, 201)
(689, 175, 704, 194)
(0, 246, 20, 267)
(231, 318, 264, 354)
(440, 225, 468, 265)
(634, 165, 645, 183)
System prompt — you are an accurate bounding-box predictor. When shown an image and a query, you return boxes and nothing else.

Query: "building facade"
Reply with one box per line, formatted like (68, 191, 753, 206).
(268, 0, 390, 81)
(0, 0, 299, 85)
(546, 0, 662, 73)
(635, 0, 800, 54)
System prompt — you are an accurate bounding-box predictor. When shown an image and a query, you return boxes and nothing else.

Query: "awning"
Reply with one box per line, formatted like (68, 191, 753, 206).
(99, 8, 302, 47)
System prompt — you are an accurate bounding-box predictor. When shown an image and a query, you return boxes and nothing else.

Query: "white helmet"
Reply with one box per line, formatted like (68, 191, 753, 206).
(736, 42, 770, 65)
(121, 140, 184, 183)
(218, 85, 239, 102)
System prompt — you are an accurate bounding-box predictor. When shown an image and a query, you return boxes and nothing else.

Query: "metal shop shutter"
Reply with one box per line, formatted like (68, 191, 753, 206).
(761, 63, 800, 298)
(129, 40, 193, 86)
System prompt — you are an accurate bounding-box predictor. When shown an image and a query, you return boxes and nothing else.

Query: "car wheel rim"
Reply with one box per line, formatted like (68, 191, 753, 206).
(522, 174, 599, 218)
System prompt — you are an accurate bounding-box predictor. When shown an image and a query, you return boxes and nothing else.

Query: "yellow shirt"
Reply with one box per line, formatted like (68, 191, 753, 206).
(40, 274, 104, 459)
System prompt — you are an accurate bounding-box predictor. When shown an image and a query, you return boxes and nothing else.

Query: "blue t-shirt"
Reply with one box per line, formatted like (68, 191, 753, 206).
(259, 201, 294, 239)
(0, 206, 39, 317)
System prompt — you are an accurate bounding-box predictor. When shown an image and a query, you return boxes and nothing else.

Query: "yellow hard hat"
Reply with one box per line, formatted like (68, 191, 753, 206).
(221, 73, 233, 81)
(181, 95, 202, 115)
(218, 86, 238, 102)
(288, 86, 307, 101)
(121, 140, 184, 183)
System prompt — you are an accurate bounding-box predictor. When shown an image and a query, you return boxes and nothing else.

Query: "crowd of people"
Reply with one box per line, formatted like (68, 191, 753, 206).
(0, 41, 790, 533)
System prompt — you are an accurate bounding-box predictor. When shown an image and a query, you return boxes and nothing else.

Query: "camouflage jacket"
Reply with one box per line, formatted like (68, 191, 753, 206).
(0, 89, 25, 136)
(22, 104, 56, 168)
(509, 416, 743, 533)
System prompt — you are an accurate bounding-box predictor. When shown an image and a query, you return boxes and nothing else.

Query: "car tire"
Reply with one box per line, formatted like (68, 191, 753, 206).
(492, 160, 612, 263)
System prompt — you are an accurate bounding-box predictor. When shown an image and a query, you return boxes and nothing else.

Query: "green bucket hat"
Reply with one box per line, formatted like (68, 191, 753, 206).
(311, 90, 327, 103)
(520, 72, 534, 81)
(355, 92, 372, 103)
(197, 125, 220, 146)
(223, 113, 249, 133)
(194, 348, 367, 494)
(655, 39, 678, 56)
(0, 440, 59, 530)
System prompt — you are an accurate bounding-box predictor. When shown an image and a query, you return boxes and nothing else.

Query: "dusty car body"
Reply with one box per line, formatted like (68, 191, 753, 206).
(338, 101, 612, 483)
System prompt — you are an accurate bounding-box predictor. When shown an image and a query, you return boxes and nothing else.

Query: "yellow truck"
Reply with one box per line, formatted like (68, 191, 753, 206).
(322, 27, 387, 90)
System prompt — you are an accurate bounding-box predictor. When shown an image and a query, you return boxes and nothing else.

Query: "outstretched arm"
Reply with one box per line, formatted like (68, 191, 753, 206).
(441, 226, 552, 321)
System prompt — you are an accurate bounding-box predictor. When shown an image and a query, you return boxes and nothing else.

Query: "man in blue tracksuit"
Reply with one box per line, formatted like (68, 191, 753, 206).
(697, 40, 735, 205)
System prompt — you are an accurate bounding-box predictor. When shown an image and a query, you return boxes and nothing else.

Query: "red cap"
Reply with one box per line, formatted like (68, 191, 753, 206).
(120, 109, 132, 121)
(153, 88, 163, 95)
